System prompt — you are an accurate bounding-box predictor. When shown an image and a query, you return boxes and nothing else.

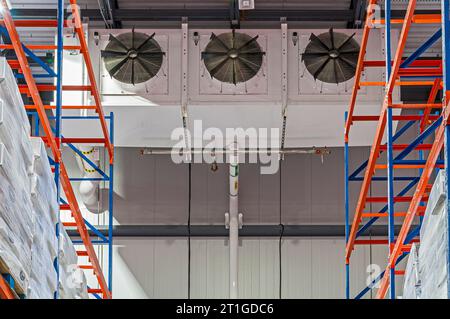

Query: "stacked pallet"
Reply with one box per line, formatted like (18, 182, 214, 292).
(402, 243, 421, 299)
(0, 58, 35, 295)
(403, 170, 448, 299)
(0, 57, 88, 299)
(27, 137, 59, 299)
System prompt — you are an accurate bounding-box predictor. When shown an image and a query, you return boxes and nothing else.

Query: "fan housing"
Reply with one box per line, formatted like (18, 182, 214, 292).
(302, 29, 360, 84)
(101, 30, 165, 85)
(201, 31, 265, 85)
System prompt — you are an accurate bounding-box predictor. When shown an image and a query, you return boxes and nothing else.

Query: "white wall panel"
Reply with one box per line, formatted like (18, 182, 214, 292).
(105, 238, 399, 299)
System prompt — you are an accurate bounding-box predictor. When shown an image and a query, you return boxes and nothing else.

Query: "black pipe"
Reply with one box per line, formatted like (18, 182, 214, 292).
(67, 224, 404, 238)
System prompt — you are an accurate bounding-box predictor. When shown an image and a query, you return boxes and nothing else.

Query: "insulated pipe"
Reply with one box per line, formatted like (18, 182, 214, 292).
(75, 145, 102, 214)
(229, 141, 239, 299)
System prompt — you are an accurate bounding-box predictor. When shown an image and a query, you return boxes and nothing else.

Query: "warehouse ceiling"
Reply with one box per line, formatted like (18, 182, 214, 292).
(7, 0, 439, 29)
(8, 0, 442, 56)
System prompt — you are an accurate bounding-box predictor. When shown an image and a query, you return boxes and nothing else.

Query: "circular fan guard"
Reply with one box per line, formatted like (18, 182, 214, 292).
(201, 31, 265, 84)
(101, 30, 164, 85)
(302, 29, 360, 84)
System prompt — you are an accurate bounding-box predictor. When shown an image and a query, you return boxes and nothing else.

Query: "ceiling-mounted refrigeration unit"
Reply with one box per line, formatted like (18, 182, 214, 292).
(61, 27, 398, 148)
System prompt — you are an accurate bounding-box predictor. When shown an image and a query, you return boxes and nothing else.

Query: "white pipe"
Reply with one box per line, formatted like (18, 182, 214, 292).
(141, 147, 330, 155)
(75, 145, 102, 214)
(229, 141, 239, 299)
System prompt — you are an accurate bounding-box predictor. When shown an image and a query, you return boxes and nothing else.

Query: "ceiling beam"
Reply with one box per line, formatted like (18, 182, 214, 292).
(11, 8, 356, 22)
(229, 0, 240, 28)
(107, 0, 122, 28)
(347, 0, 366, 28)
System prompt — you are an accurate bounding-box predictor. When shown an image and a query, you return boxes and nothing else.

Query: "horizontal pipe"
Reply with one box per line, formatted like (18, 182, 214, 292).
(141, 147, 330, 156)
(67, 224, 407, 238)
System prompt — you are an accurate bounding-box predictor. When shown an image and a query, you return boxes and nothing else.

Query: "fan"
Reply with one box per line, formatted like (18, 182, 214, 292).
(101, 29, 164, 85)
(201, 30, 265, 85)
(302, 29, 360, 84)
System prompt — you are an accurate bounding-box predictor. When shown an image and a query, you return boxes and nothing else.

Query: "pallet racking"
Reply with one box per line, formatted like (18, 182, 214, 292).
(0, 0, 113, 299)
(345, 0, 450, 299)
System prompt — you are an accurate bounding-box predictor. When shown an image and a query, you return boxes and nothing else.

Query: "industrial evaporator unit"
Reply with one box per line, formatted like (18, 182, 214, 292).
(302, 29, 360, 84)
(101, 29, 165, 85)
(70, 27, 396, 148)
(201, 30, 265, 84)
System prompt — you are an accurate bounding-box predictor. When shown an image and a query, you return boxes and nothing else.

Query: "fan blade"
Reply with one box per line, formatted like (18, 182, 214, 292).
(236, 35, 259, 51)
(232, 59, 237, 84)
(313, 57, 331, 79)
(203, 52, 229, 70)
(109, 56, 129, 76)
(329, 28, 335, 49)
(209, 57, 231, 78)
(135, 56, 157, 78)
(138, 51, 165, 58)
(238, 51, 265, 56)
(113, 59, 134, 83)
(235, 59, 247, 83)
(131, 59, 135, 85)
(339, 55, 357, 69)
(101, 50, 128, 58)
(232, 29, 236, 49)
(137, 54, 163, 71)
(339, 50, 360, 55)
(237, 55, 262, 74)
(210, 33, 231, 51)
(333, 59, 339, 84)
(310, 33, 331, 51)
(334, 58, 348, 83)
(136, 32, 156, 52)
(301, 51, 329, 61)
(201, 51, 228, 59)
(337, 32, 356, 51)
(109, 34, 129, 52)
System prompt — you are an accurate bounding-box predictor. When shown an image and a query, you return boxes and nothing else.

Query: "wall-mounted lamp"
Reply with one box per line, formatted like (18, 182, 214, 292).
(93, 31, 100, 46)
(193, 31, 200, 46)
(292, 32, 298, 46)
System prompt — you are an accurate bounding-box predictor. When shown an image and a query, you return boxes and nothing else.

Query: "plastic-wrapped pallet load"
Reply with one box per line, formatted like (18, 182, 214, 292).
(417, 170, 448, 299)
(0, 56, 62, 298)
(0, 57, 36, 295)
(27, 137, 59, 299)
(402, 243, 421, 299)
(58, 227, 89, 299)
(27, 214, 58, 299)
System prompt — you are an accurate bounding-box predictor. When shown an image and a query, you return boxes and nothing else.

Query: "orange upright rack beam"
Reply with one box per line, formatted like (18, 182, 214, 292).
(344, 0, 449, 299)
(0, 0, 113, 299)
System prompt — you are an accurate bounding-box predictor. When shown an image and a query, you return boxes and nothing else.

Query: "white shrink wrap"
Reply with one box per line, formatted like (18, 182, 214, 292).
(0, 185, 34, 249)
(0, 216, 30, 293)
(0, 143, 33, 292)
(59, 264, 89, 299)
(0, 101, 21, 151)
(59, 226, 78, 266)
(29, 137, 58, 222)
(57, 227, 89, 299)
(0, 101, 33, 171)
(0, 57, 30, 135)
(417, 170, 449, 299)
(0, 57, 60, 299)
(402, 243, 421, 299)
(27, 137, 59, 299)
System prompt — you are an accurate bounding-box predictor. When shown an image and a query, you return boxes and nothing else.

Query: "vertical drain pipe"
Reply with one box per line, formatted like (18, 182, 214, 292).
(228, 141, 239, 299)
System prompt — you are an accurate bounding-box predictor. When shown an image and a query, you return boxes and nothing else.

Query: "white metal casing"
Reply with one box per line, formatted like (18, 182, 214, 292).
(60, 27, 400, 148)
